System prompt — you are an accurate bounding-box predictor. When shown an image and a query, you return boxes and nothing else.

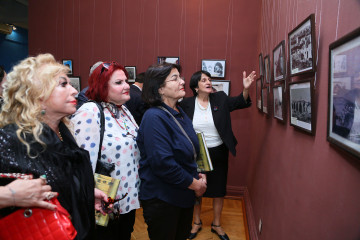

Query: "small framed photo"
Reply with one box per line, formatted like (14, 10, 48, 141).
(157, 56, 180, 64)
(211, 80, 230, 96)
(327, 26, 360, 159)
(69, 76, 81, 92)
(289, 79, 314, 134)
(62, 59, 73, 75)
(273, 84, 285, 122)
(264, 55, 271, 84)
(288, 14, 316, 76)
(273, 40, 286, 81)
(202, 59, 226, 78)
(259, 53, 264, 77)
(125, 66, 136, 83)
(256, 77, 262, 111)
(262, 87, 269, 114)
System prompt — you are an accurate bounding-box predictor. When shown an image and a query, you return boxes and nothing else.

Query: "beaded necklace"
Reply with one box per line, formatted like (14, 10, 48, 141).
(107, 105, 137, 139)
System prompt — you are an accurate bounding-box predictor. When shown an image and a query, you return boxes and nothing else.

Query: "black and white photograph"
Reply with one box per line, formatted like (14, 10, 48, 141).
(69, 76, 81, 92)
(273, 40, 286, 81)
(259, 53, 264, 77)
(288, 14, 316, 76)
(328, 26, 360, 159)
(289, 79, 313, 134)
(157, 56, 180, 64)
(211, 80, 230, 95)
(273, 85, 284, 121)
(262, 87, 269, 114)
(62, 59, 73, 75)
(264, 55, 271, 84)
(256, 78, 262, 111)
(202, 59, 226, 78)
(125, 66, 136, 82)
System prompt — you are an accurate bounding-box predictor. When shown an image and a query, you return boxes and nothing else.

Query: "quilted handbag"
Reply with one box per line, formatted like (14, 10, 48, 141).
(0, 197, 77, 240)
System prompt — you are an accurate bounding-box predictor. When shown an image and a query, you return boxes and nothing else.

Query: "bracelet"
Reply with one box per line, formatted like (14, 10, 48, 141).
(6, 186, 16, 206)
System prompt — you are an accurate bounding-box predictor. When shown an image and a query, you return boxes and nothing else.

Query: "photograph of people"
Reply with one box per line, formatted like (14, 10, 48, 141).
(180, 69, 255, 240)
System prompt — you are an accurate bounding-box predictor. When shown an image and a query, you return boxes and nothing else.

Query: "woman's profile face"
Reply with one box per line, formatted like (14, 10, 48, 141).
(159, 68, 185, 102)
(107, 69, 130, 105)
(43, 72, 78, 119)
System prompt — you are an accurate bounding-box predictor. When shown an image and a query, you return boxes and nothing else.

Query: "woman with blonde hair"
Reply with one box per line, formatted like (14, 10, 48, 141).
(0, 53, 108, 240)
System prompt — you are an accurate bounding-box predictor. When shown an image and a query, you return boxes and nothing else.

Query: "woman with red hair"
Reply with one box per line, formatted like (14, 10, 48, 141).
(71, 62, 140, 239)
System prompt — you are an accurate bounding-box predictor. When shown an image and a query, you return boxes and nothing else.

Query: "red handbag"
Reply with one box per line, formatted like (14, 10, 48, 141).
(0, 197, 77, 240)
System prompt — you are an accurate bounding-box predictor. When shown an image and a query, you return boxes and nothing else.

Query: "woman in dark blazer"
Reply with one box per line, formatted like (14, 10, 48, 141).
(180, 70, 255, 240)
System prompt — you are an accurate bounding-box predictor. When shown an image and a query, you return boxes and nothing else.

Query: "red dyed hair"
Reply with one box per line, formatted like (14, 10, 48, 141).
(86, 61, 129, 102)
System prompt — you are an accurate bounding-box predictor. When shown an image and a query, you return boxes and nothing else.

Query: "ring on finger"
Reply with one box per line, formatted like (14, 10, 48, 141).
(45, 192, 54, 200)
(40, 175, 47, 184)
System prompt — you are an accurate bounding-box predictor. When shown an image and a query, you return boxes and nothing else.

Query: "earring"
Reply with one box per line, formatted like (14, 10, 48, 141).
(41, 109, 46, 115)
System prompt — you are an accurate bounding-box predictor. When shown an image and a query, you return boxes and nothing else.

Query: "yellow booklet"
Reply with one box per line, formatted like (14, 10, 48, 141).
(196, 132, 214, 172)
(94, 173, 120, 227)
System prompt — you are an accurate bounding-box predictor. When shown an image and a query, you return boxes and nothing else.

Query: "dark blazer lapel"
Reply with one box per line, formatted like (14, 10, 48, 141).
(182, 96, 196, 120)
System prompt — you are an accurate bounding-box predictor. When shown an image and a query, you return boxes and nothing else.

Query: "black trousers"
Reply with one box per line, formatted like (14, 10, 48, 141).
(141, 199, 194, 240)
(94, 209, 136, 240)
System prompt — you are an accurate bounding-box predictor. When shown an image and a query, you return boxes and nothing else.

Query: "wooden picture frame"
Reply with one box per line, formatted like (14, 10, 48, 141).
(288, 14, 316, 76)
(69, 76, 81, 92)
(202, 59, 226, 78)
(125, 66, 136, 83)
(273, 40, 286, 81)
(157, 56, 180, 65)
(256, 77, 262, 111)
(327, 26, 360, 159)
(273, 84, 285, 122)
(211, 80, 230, 96)
(289, 78, 315, 134)
(262, 86, 269, 115)
(62, 59, 73, 75)
(264, 55, 271, 84)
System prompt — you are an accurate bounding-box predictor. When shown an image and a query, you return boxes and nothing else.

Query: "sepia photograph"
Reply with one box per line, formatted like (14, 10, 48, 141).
(273, 85, 285, 121)
(328, 26, 360, 159)
(202, 59, 226, 78)
(211, 80, 230, 95)
(125, 66, 136, 83)
(273, 40, 286, 81)
(256, 78, 262, 111)
(288, 14, 316, 76)
(289, 79, 314, 134)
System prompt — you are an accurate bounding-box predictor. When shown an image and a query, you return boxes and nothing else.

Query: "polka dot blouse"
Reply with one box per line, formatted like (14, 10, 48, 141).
(71, 102, 140, 214)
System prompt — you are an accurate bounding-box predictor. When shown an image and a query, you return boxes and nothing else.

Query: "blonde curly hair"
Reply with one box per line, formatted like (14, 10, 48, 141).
(0, 53, 69, 156)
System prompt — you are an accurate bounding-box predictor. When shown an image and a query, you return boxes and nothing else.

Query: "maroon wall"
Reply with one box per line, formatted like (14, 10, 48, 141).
(28, 0, 261, 194)
(250, 0, 360, 240)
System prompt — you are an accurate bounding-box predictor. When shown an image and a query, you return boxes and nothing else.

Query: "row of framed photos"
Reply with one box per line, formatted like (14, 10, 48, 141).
(259, 14, 316, 85)
(257, 25, 360, 160)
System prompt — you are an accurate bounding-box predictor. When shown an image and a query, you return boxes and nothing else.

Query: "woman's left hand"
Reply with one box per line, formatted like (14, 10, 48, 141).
(243, 71, 256, 90)
(94, 188, 112, 215)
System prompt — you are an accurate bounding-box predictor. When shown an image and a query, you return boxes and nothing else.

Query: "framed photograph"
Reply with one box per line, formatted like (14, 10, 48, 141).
(259, 53, 264, 77)
(157, 56, 180, 64)
(327, 26, 360, 159)
(69, 76, 81, 92)
(262, 87, 269, 114)
(125, 66, 136, 83)
(62, 59, 73, 75)
(211, 80, 230, 96)
(264, 55, 271, 84)
(202, 59, 226, 78)
(273, 40, 286, 81)
(288, 14, 316, 76)
(289, 79, 314, 134)
(273, 84, 285, 122)
(256, 78, 262, 111)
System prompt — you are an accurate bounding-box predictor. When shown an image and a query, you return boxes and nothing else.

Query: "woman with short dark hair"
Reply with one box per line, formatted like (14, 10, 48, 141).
(138, 63, 207, 240)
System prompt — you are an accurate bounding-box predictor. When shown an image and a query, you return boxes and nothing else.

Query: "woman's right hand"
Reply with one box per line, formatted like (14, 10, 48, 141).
(1, 179, 58, 210)
(189, 177, 207, 197)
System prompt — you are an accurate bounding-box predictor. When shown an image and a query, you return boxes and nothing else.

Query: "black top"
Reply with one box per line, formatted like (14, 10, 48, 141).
(180, 91, 251, 156)
(0, 122, 95, 240)
(126, 84, 147, 125)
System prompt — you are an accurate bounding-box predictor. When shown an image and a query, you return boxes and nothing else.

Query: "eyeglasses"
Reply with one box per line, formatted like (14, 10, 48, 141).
(166, 76, 185, 83)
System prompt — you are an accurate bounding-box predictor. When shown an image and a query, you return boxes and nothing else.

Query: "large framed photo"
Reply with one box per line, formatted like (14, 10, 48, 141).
(211, 80, 230, 96)
(256, 77, 262, 111)
(62, 59, 73, 75)
(262, 87, 269, 115)
(289, 79, 314, 134)
(264, 55, 271, 84)
(273, 40, 286, 81)
(202, 59, 226, 78)
(327, 27, 360, 159)
(259, 53, 264, 77)
(273, 84, 285, 122)
(69, 76, 81, 92)
(288, 14, 316, 76)
(125, 66, 136, 83)
(157, 56, 180, 65)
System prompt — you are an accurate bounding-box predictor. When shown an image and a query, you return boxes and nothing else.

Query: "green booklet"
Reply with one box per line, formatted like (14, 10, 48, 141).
(196, 132, 214, 172)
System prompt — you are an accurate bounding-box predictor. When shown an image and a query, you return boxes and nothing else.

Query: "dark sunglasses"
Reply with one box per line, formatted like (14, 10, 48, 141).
(100, 61, 121, 75)
(101, 193, 128, 212)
